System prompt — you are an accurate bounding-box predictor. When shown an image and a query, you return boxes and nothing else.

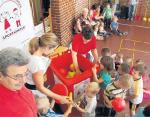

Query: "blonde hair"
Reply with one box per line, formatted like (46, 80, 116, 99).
(82, 8, 88, 14)
(87, 82, 100, 92)
(35, 96, 50, 115)
(29, 33, 59, 54)
(119, 74, 133, 89)
(124, 57, 133, 67)
(112, 16, 118, 21)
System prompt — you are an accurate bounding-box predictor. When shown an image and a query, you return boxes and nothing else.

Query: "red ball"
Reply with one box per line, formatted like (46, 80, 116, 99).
(112, 97, 126, 112)
(59, 68, 67, 76)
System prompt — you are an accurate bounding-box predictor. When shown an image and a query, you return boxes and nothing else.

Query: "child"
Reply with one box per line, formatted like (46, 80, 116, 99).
(112, 52, 124, 71)
(74, 82, 100, 117)
(103, 3, 113, 29)
(128, 64, 145, 117)
(124, 56, 133, 68)
(101, 47, 111, 57)
(110, 16, 128, 36)
(93, 23, 104, 40)
(73, 17, 82, 34)
(97, 21, 112, 40)
(92, 56, 114, 90)
(118, 62, 130, 75)
(36, 96, 73, 117)
(103, 74, 133, 116)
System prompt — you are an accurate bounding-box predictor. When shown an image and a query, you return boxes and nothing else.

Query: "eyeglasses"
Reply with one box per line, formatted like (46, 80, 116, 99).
(5, 70, 30, 81)
(49, 45, 59, 51)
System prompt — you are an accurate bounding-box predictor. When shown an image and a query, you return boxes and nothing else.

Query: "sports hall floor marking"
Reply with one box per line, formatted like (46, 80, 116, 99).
(120, 48, 150, 55)
(118, 37, 124, 52)
(118, 38, 150, 65)
(119, 23, 150, 29)
(124, 39, 150, 45)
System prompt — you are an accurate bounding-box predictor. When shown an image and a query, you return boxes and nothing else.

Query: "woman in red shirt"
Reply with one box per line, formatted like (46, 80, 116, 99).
(72, 25, 99, 73)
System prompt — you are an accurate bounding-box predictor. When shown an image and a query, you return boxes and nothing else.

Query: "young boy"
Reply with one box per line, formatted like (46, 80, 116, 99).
(92, 56, 114, 90)
(74, 82, 100, 117)
(110, 62, 130, 82)
(129, 64, 145, 117)
(110, 16, 128, 36)
(103, 3, 113, 29)
(97, 21, 112, 39)
(103, 74, 133, 116)
(36, 96, 72, 117)
(112, 52, 124, 70)
(101, 47, 111, 57)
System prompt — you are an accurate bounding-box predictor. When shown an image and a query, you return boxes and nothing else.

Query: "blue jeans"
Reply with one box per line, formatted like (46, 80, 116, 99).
(128, 5, 136, 20)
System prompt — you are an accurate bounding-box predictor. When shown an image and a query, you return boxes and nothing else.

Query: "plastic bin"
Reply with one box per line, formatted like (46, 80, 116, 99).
(50, 50, 96, 99)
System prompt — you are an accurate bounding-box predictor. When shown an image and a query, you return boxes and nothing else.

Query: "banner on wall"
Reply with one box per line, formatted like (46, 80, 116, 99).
(0, 0, 34, 49)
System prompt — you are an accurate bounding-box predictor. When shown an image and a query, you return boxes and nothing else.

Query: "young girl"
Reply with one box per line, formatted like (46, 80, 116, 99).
(97, 21, 112, 40)
(74, 82, 100, 117)
(26, 33, 69, 104)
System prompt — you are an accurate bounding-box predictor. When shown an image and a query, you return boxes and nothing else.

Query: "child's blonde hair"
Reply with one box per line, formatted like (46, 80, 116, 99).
(119, 74, 133, 89)
(35, 96, 50, 115)
(124, 56, 133, 67)
(112, 16, 118, 21)
(87, 82, 100, 92)
(133, 64, 147, 76)
(29, 33, 59, 54)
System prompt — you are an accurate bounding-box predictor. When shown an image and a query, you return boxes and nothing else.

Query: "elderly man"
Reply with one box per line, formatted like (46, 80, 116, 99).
(0, 47, 37, 117)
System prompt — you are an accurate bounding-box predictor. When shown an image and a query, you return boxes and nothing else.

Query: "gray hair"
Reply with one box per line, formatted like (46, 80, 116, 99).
(0, 47, 29, 76)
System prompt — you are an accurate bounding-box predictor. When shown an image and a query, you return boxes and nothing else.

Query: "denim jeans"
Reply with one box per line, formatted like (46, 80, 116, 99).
(128, 5, 136, 20)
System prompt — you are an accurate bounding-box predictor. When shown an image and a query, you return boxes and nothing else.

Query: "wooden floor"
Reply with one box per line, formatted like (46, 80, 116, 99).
(96, 19, 150, 71)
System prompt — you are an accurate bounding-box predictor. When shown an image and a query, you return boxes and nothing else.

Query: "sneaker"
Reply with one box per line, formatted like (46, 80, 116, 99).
(118, 33, 123, 36)
(123, 32, 128, 35)
(130, 18, 133, 21)
(96, 36, 104, 40)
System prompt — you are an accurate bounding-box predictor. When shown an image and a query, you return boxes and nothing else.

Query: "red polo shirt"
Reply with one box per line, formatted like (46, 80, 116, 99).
(72, 33, 96, 55)
(0, 85, 37, 117)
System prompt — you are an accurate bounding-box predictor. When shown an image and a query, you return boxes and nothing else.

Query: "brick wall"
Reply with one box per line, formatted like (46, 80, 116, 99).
(51, 0, 101, 46)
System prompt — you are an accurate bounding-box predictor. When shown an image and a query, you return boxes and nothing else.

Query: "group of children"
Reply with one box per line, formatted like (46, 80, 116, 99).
(92, 47, 149, 117)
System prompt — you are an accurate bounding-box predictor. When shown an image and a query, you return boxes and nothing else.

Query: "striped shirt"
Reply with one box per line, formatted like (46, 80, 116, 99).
(104, 82, 127, 100)
(45, 109, 63, 117)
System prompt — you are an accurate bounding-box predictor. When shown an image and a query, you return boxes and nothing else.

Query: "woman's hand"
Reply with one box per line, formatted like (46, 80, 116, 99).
(92, 64, 97, 73)
(76, 69, 81, 74)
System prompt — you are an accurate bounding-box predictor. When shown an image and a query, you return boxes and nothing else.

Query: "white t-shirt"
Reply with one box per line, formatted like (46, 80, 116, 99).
(27, 55, 50, 85)
(27, 55, 50, 97)
(129, 77, 143, 104)
(82, 95, 97, 117)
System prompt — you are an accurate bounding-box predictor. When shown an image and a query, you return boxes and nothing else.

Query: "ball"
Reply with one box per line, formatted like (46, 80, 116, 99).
(143, 17, 147, 22)
(59, 68, 67, 76)
(69, 63, 75, 71)
(112, 97, 126, 112)
(67, 71, 76, 78)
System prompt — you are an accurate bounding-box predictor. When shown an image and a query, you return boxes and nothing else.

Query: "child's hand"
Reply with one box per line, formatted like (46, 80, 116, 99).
(76, 69, 81, 74)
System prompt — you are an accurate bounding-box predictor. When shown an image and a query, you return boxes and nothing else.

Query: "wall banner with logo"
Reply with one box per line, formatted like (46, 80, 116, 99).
(0, 0, 34, 49)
